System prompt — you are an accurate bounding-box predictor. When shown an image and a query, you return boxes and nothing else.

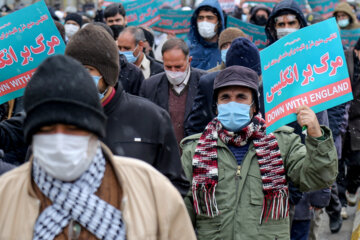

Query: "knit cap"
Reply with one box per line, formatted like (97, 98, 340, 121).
(218, 27, 247, 49)
(65, 12, 83, 27)
(23, 55, 107, 143)
(225, 37, 261, 76)
(65, 24, 119, 87)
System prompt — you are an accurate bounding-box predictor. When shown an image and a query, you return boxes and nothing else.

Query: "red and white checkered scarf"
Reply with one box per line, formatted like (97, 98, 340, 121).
(192, 114, 289, 223)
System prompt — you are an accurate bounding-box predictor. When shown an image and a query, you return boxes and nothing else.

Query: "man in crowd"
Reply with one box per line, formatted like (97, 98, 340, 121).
(0, 55, 196, 239)
(334, 2, 360, 30)
(117, 26, 163, 79)
(185, 37, 261, 136)
(342, 37, 360, 211)
(249, 4, 271, 26)
(188, 0, 225, 70)
(64, 12, 82, 40)
(180, 65, 337, 239)
(140, 38, 206, 145)
(265, 0, 307, 45)
(94, 1, 127, 27)
(208, 27, 246, 73)
(65, 24, 189, 196)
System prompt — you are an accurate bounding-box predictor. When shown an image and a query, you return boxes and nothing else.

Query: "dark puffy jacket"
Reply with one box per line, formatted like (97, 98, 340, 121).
(0, 150, 15, 175)
(0, 111, 28, 165)
(265, 0, 307, 45)
(187, 0, 225, 70)
(118, 54, 144, 96)
(101, 83, 189, 196)
(148, 55, 164, 78)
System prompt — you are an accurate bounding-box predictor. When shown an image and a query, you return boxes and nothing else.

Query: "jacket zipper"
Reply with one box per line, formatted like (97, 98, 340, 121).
(233, 165, 241, 238)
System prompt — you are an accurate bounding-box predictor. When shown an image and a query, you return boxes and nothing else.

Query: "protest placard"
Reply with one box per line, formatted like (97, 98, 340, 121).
(158, 0, 182, 9)
(219, 0, 235, 13)
(308, 0, 338, 18)
(0, 0, 65, 105)
(260, 18, 353, 133)
(124, 0, 161, 27)
(227, 16, 268, 49)
(341, 28, 360, 49)
(244, 0, 279, 8)
(102, 0, 161, 26)
(153, 9, 193, 40)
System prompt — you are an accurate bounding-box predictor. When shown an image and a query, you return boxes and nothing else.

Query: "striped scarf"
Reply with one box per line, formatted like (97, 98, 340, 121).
(32, 147, 126, 239)
(192, 114, 289, 223)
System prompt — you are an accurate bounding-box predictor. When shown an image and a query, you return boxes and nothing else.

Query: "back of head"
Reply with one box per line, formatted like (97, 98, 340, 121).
(104, 3, 126, 18)
(54, 21, 65, 42)
(139, 27, 155, 48)
(225, 37, 261, 76)
(265, 0, 307, 44)
(218, 27, 246, 49)
(306, 12, 323, 25)
(23, 55, 106, 143)
(65, 24, 119, 87)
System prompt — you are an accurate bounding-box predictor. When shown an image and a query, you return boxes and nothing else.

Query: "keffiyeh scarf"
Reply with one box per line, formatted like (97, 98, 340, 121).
(192, 113, 289, 223)
(32, 147, 126, 239)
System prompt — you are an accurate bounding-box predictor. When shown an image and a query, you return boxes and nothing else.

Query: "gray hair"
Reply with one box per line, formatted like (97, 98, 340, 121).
(161, 38, 189, 56)
(121, 26, 146, 45)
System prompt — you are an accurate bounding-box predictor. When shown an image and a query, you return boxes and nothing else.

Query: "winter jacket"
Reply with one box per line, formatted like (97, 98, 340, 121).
(180, 125, 337, 239)
(139, 68, 206, 132)
(0, 111, 27, 165)
(147, 55, 164, 78)
(118, 54, 144, 96)
(0, 150, 15, 175)
(265, 0, 308, 45)
(333, 2, 360, 30)
(345, 49, 360, 151)
(0, 143, 196, 240)
(102, 83, 189, 196)
(187, 0, 225, 70)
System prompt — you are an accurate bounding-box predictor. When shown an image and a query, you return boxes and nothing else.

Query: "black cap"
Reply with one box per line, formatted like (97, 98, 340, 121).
(23, 55, 107, 143)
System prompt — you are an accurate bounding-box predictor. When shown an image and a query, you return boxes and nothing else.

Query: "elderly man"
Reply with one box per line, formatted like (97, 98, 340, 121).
(180, 65, 337, 239)
(140, 38, 206, 145)
(117, 26, 163, 79)
(0, 55, 195, 239)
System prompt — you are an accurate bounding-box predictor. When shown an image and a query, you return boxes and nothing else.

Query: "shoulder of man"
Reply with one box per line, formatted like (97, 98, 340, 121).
(273, 125, 295, 134)
(180, 133, 202, 149)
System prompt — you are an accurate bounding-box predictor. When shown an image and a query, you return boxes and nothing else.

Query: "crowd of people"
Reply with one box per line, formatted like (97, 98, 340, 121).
(0, 0, 359, 239)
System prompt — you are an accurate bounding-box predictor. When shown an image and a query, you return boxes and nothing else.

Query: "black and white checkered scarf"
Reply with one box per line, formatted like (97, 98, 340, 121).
(32, 147, 126, 240)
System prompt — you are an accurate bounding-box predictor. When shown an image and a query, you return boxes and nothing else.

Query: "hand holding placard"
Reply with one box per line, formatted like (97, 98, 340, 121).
(296, 105, 322, 138)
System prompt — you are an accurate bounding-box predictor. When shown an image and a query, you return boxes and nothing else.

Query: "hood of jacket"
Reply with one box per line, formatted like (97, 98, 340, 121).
(249, 5, 271, 25)
(265, 0, 307, 45)
(333, 2, 359, 29)
(188, 0, 225, 48)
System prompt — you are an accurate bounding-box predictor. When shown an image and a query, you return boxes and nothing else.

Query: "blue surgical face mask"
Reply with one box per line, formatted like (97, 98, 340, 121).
(92, 75, 106, 100)
(221, 48, 229, 64)
(217, 101, 252, 132)
(119, 45, 139, 63)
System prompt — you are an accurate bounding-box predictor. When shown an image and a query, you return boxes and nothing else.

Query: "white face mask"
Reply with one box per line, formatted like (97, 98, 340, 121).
(64, 24, 80, 39)
(276, 28, 297, 39)
(33, 133, 97, 182)
(165, 66, 189, 86)
(197, 21, 217, 39)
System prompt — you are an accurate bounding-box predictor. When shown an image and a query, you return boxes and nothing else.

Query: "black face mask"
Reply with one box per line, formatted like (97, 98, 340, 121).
(254, 15, 268, 26)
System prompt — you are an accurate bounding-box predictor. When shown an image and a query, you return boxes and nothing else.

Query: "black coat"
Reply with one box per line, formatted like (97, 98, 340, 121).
(102, 83, 189, 196)
(118, 54, 144, 96)
(146, 55, 164, 78)
(184, 71, 218, 137)
(140, 67, 206, 129)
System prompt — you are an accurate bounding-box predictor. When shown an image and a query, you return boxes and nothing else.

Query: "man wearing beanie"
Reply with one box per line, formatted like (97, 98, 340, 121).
(65, 24, 189, 197)
(180, 65, 337, 240)
(208, 27, 246, 73)
(64, 12, 82, 40)
(0, 55, 195, 239)
(185, 37, 261, 136)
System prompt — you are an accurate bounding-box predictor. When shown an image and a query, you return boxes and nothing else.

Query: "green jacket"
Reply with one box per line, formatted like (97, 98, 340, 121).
(180, 126, 338, 240)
